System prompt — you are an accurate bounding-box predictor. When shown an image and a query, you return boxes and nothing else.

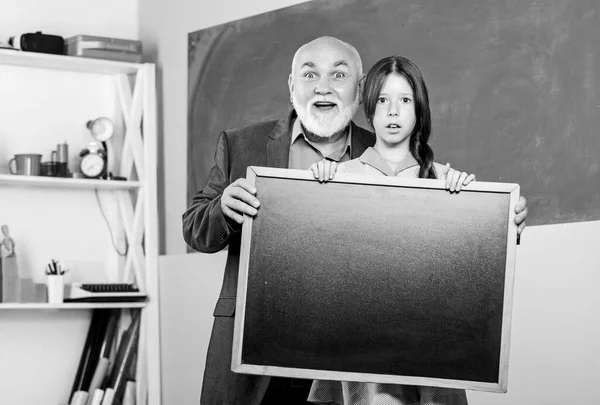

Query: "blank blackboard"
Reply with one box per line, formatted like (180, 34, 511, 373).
(232, 167, 519, 392)
(189, 0, 600, 226)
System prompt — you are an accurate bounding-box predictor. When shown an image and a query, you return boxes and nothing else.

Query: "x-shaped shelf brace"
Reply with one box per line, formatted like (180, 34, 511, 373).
(114, 71, 147, 292)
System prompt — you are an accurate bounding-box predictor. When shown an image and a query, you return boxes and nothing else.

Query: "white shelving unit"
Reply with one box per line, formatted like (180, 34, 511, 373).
(0, 49, 161, 405)
(0, 302, 147, 309)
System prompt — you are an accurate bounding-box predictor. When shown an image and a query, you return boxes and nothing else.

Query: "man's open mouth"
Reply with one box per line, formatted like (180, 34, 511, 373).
(313, 101, 337, 111)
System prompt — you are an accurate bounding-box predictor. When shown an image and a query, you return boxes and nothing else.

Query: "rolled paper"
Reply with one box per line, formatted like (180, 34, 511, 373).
(100, 388, 114, 405)
(85, 357, 109, 405)
(108, 311, 141, 402)
(70, 391, 88, 405)
(70, 310, 111, 398)
(123, 381, 136, 405)
(90, 389, 104, 405)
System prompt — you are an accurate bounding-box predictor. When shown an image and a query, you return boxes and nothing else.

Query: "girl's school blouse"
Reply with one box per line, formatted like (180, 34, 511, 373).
(307, 147, 468, 405)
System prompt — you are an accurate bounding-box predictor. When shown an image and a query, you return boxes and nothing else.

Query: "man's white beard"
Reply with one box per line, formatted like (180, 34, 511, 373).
(293, 93, 359, 138)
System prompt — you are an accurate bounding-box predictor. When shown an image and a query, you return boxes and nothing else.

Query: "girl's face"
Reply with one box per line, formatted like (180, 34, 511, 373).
(372, 72, 416, 147)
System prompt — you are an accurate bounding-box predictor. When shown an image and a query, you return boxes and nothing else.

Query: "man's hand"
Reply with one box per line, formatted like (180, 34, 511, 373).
(309, 159, 338, 182)
(441, 163, 476, 192)
(515, 196, 527, 237)
(221, 178, 260, 224)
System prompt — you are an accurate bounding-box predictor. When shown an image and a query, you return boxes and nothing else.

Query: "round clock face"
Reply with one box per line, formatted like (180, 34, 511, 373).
(80, 153, 105, 178)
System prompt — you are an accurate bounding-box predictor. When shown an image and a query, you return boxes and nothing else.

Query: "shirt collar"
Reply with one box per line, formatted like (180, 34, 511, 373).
(358, 147, 419, 176)
(291, 117, 353, 160)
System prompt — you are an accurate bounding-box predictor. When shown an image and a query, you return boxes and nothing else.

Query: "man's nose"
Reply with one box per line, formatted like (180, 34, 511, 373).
(314, 76, 332, 94)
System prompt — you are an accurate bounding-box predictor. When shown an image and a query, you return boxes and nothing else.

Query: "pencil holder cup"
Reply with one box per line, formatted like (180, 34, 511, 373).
(47, 274, 64, 304)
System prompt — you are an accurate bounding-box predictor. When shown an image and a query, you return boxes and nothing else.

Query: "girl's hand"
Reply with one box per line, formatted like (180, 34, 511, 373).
(443, 163, 476, 193)
(309, 159, 338, 183)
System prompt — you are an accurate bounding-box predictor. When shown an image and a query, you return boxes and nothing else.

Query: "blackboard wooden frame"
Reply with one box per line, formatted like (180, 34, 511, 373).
(233, 166, 519, 392)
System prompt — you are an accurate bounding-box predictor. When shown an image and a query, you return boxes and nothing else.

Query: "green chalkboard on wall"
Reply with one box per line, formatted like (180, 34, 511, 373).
(189, 0, 600, 226)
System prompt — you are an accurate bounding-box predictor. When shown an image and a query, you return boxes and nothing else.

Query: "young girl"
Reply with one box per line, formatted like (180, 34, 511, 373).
(307, 55, 474, 405)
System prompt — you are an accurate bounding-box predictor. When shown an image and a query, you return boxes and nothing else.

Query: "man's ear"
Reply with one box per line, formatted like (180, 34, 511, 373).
(288, 74, 294, 101)
(358, 74, 366, 104)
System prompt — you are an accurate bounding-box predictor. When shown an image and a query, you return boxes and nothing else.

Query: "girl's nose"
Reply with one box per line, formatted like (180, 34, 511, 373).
(388, 102, 399, 116)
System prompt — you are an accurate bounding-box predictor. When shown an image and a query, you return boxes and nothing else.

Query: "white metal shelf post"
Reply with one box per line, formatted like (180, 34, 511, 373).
(113, 63, 161, 405)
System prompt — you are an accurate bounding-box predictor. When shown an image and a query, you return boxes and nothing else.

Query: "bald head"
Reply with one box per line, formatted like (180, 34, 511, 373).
(291, 36, 363, 77)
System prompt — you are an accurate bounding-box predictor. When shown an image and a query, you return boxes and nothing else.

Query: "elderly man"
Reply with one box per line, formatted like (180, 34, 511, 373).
(183, 36, 528, 405)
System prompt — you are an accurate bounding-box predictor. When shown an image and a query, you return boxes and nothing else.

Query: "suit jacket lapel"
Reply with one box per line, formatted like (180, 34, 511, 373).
(266, 110, 295, 168)
(350, 121, 373, 158)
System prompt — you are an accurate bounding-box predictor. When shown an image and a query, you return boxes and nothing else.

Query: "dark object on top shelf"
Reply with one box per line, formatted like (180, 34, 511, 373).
(65, 35, 142, 63)
(8, 31, 65, 55)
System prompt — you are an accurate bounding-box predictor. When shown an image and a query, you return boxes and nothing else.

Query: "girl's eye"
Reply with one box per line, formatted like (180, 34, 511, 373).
(377, 97, 387, 103)
(402, 97, 412, 103)
(334, 72, 346, 79)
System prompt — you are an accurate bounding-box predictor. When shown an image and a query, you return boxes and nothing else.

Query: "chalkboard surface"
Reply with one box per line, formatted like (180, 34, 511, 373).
(189, 0, 600, 226)
(232, 167, 519, 392)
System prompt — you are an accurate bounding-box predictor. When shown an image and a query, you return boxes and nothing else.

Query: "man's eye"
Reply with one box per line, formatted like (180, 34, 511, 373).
(304, 72, 316, 79)
(333, 72, 346, 79)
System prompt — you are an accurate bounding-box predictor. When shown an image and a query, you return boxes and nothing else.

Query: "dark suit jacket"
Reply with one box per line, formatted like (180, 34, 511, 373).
(182, 110, 375, 405)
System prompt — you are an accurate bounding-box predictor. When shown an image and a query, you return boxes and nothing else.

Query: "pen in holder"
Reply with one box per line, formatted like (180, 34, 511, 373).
(45, 259, 67, 304)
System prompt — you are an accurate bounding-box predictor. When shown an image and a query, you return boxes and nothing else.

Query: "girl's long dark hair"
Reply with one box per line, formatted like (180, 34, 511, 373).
(363, 55, 436, 179)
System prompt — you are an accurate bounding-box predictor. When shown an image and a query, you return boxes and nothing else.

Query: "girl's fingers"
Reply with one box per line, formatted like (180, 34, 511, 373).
(451, 169, 462, 192)
(455, 172, 468, 192)
(464, 174, 476, 185)
(444, 163, 452, 189)
(323, 159, 331, 181)
(317, 160, 325, 182)
(329, 161, 338, 180)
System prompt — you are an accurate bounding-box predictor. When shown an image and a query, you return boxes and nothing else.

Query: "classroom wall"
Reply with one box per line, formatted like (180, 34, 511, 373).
(0, 2, 138, 404)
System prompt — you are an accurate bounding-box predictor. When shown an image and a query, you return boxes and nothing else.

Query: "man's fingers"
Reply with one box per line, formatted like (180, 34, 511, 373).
(226, 198, 258, 217)
(515, 205, 528, 225)
(231, 178, 257, 195)
(516, 196, 527, 213)
(517, 220, 526, 237)
(222, 205, 244, 224)
(227, 186, 260, 209)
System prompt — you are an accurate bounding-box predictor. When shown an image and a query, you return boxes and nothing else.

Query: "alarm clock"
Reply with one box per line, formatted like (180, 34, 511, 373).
(79, 142, 107, 178)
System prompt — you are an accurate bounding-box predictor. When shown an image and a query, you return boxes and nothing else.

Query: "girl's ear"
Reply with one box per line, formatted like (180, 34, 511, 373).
(358, 74, 366, 104)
